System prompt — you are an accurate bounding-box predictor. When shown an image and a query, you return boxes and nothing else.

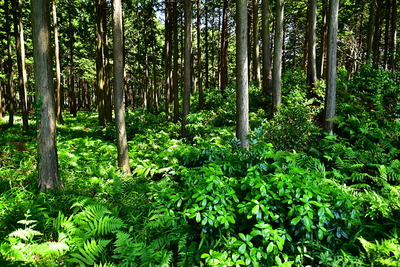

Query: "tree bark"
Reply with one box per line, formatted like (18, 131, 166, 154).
(96, 0, 107, 126)
(182, 0, 192, 137)
(52, 0, 63, 122)
(319, 0, 328, 78)
(12, 0, 29, 131)
(68, 9, 77, 117)
(252, 0, 261, 87)
(366, 0, 376, 61)
(165, 0, 172, 119)
(5, 0, 14, 126)
(372, 0, 382, 67)
(220, 0, 229, 96)
(172, 1, 179, 123)
(197, 0, 204, 109)
(272, 0, 284, 116)
(112, 0, 130, 174)
(261, 0, 272, 95)
(389, 0, 397, 72)
(32, 0, 62, 191)
(236, 0, 249, 149)
(306, 0, 317, 89)
(324, 0, 339, 133)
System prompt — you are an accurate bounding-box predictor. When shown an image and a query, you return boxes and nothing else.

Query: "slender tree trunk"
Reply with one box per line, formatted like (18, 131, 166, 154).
(372, 0, 382, 67)
(383, 2, 391, 69)
(172, 1, 179, 123)
(366, 0, 376, 61)
(104, 17, 112, 122)
(12, 0, 29, 131)
(165, 0, 172, 119)
(306, 0, 317, 89)
(182, 0, 192, 136)
(205, 3, 210, 91)
(252, 0, 261, 87)
(236, 0, 249, 149)
(52, 0, 63, 122)
(96, 0, 107, 126)
(389, 0, 397, 72)
(197, 0, 204, 109)
(5, 0, 14, 126)
(272, 0, 284, 116)
(262, 0, 272, 95)
(220, 0, 229, 96)
(324, 0, 339, 133)
(112, 0, 130, 174)
(32, 0, 62, 191)
(319, 0, 328, 78)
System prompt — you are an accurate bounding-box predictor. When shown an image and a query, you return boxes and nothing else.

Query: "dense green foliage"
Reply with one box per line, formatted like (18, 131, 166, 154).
(1, 68, 400, 266)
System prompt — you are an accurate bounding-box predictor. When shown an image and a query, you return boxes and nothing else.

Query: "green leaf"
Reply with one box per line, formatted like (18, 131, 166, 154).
(291, 216, 301, 226)
(267, 242, 274, 253)
(238, 243, 247, 254)
(252, 205, 260, 215)
(303, 216, 312, 232)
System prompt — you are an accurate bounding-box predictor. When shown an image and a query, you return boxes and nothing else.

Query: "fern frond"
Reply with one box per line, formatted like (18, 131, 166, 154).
(69, 239, 110, 266)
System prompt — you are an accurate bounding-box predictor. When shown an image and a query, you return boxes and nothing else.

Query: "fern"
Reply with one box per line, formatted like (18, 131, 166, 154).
(69, 239, 110, 266)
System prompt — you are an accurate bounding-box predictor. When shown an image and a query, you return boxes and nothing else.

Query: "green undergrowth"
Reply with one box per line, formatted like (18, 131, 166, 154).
(0, 67, 399, 266)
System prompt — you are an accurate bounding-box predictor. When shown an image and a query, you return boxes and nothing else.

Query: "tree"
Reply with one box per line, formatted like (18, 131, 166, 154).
(389, 0, 397, 72)
(5, 0, 14, 125)
(165, 0, 173, 119)
(52, 0, 63, 122)
(236, 0, 249, 149)
(324, 0, 339, 133)
(12, 0, 29, 131)
(182, 0, 192, 137)
(306, 0, 317, 89)
(252, 0, 261, 87)
(197, 0, 204, 109)
(220, 0, 229, 96)
(272, 0, 284, 116)
(261, 0, 272, 95)
(112, 0, 131, 174)
(172, 0, 179, 123)
(32, 0, 62, 191)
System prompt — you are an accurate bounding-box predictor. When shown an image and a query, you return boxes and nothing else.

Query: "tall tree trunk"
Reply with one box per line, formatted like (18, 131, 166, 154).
(372, 0, 382, 67)
(324, 0, 339, 133)
(261, 0, 272, 95)
(12, 0, 29, 131)
(104, 17, 112, 122)
(319, 0, 328, 78)
(252, 0, 261, 87)
(52, 0, 63, 122)
(96, 0, 107, 126)
(220, 0, 229, 96)
(165, 0, 172, 119)
(306, 0, 317, 89)
(5, 0, 14, 126)
(272, 0, 284, 116)
(383, 2, 391, 69)
(197, 0, 204, 109)
(366, 0, 376, 61)
(112, 0, 130, 174)
(32, 0, 62, 191)
(205, 3, 210, 91)
(172, 1, 179, 123)
(389, 0, 397, 72)
(182, 0, 192, 137)
(236, 0, 249, 149)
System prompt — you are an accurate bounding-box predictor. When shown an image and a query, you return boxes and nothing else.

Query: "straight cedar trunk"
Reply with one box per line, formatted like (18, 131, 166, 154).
(112, 0, 130, 174)
(319, 0, 328, 78)
(252, 0, 261, 88)
(96, 0, 107, 127)
(236, 0, 249, 149)
(272, 0, 284, 116)
(165, 0, 172, 120)
(324, 0, 339, 133)
(261, 0, 272, 95)
(52, 0, 63, 122)
(306, 0, 317, 89)
(220, 0, 229, 96)
(366, 0, 376, 60)
(204, 3, 210, 93)
(389, 0, 397, 72)
(32, 0, 62, 191)
(372, 0, 382, 67)
(12, 0, 29, 131)
(172, 1, 179, 123)
(197, 0, 204, 109)
(5, 0, 14, 126)
(182, 0, 192, 137)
